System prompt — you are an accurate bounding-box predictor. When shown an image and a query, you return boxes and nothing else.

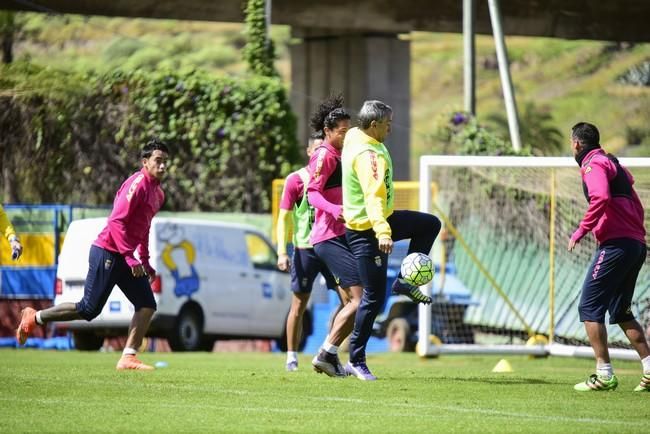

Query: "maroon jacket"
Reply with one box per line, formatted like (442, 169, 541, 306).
(571, 148, 645, 245)
(94, 167, 165, 273)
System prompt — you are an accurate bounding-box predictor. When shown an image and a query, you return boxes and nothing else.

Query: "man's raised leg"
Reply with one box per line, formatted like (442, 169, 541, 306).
(16, 303, 83, 345)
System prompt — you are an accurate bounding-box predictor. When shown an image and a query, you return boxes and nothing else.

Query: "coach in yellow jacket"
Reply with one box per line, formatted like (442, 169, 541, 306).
(341, 100, 441, 381)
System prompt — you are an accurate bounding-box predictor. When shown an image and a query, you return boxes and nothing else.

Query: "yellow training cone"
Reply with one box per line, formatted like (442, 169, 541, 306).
(492, 359, 513, 373)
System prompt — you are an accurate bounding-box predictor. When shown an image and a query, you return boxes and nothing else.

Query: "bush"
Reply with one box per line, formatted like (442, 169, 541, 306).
(432, 111, 530, 156)
(243, 0, 277, 77)
(0, 63, 299, 211)
(184, 46, 239, 69)
(102, 37, 146, 61)
(121, 47, 168, 70)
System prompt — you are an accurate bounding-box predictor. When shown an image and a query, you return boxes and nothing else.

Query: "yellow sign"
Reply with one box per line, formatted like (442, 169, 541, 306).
(270, 179, 438, 244)
(0, 233, 64, 266)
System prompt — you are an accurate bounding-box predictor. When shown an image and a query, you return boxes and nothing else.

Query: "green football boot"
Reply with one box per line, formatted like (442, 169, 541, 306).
(633, 374, 650, 392)
(574, 374, 618, 392)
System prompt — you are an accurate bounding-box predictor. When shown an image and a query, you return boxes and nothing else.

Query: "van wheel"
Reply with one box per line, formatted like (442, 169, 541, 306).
(73, 331, 104, 351)
(168, 308, 204, 351)
(387, 318, 414, 352)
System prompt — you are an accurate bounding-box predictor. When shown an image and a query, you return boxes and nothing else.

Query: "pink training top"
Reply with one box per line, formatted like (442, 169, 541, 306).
(307, 141, 345, 245)
(94, 167, 165, 272)
(279, 170, 304, 210)
(571, 148, 646, 245)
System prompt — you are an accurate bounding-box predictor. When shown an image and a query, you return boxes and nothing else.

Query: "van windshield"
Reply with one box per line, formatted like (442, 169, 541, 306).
(245, 232, 277, 271)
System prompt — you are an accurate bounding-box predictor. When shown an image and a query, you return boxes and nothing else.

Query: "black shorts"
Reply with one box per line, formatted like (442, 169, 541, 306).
(313, 236, 361, 289)
(290, 247, 338, 293)
(578, 238, 647, 324)
(345, 227, 388, 296)
(75, 245, 156, 320)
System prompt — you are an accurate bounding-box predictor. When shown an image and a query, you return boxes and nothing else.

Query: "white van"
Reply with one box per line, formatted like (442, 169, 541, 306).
(54, 217, 313, 351)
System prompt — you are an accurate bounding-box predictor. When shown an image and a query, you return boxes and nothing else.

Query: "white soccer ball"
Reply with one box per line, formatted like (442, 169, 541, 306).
(400, 252, 434, 287)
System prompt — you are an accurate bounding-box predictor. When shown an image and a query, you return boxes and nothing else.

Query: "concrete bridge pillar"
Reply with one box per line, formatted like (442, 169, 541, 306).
(290, 28, 410, 180)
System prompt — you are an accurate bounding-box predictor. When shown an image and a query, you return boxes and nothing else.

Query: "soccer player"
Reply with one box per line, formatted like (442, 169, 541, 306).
(277, 132, 344, 372)
(307, 96, 364, 378)
(0, 204, 23, 261)
(342, 100, 441, 380)
(16, 139, 169, 370)
(568, 122, 649, 392)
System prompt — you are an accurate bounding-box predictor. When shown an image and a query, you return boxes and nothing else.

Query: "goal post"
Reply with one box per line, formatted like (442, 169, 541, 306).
(418, 155, 650, 358)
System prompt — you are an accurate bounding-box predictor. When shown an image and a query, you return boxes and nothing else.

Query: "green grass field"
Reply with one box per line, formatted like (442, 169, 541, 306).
(0, 350, 647, 433)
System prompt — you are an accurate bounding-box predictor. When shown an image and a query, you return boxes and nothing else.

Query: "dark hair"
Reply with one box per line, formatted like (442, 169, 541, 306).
(141, 138, 170, 159)
(309, 94, 350, 135)
(308, 131, 324, 148)
(571, 122, 600, 148)
(324, 108, 351, 131)
(309, 130, 324, 142)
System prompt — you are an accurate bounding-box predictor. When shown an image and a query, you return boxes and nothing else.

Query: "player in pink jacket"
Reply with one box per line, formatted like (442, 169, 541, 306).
(16, 139, 169, 370)
(307, 96, 364, 377)
(568, 122, 649, 392)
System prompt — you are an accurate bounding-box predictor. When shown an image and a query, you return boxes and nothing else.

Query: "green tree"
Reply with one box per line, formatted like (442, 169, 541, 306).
(243, 0, 278, 77)
(486, 101, 563, 155)
(0, 64, 299, 211)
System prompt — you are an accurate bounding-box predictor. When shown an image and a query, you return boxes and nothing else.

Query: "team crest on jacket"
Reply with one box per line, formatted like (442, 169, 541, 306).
(313, 148, 327, 180)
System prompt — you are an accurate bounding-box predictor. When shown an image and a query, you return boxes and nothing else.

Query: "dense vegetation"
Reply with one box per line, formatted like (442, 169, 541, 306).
(2, 11, 650, 205)
(0, 10, 297, 210)
(412, 35, 650, 169)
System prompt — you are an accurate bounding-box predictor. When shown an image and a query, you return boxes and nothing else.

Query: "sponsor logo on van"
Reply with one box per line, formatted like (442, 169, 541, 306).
(162, 238, 200, 298)
(262, 283, 272, 299)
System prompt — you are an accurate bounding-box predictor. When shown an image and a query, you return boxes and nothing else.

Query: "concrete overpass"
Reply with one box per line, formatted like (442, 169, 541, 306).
(3, 0, 649, 178)
(3, 1, 649, 41)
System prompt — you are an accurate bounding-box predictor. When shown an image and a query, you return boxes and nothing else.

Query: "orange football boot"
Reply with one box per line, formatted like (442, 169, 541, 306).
(116, 354, 155, 371)
(16, 307, 37, 345)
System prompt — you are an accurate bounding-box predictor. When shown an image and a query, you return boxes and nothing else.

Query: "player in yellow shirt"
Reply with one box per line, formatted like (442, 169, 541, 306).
(277, 133, 342, 372)
(341, 100, 441, 380)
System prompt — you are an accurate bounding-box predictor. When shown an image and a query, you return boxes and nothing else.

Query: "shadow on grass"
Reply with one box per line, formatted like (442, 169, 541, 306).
(391, 375, 562, 385)
(439, 376, 557, 385)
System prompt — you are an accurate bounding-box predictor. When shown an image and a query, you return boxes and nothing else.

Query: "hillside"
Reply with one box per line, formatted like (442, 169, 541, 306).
(6, 13, 650, 176)
(411, 33, 650, 165)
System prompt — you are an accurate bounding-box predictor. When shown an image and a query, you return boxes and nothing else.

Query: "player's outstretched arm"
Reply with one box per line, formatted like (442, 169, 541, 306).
(276, 208, 291, 271)
(0, 206, 22, 260)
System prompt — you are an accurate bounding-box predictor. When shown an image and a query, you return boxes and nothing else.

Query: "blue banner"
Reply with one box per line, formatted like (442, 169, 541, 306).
(0, 267, 56, 299)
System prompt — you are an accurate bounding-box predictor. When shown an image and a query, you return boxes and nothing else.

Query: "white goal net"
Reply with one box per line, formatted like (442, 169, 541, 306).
(418, 155, 650, 359)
